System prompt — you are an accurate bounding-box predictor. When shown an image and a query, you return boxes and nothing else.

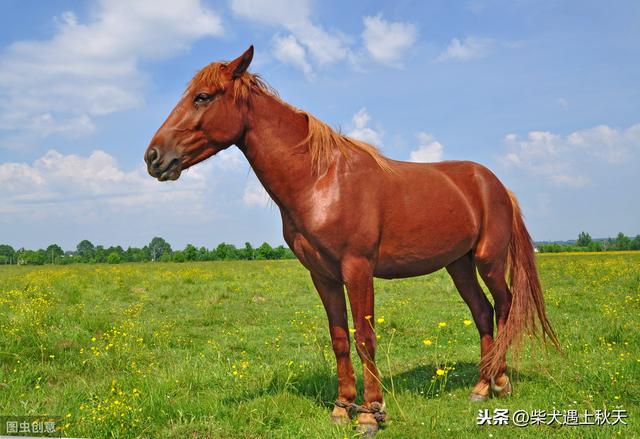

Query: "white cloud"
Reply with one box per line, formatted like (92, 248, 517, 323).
(500, 123, 640, 186)
(242, 178, 271, 207)
(272, 34, 314, 78)
(231, 0, 349, 75)
(0, 149, 213, 218)
(0, 0, 222, 143)
(362, 14, 417, 65)
(0, 146, 289, 248)
(346, 108, 383, 146)
(436, 36, 493, 62)
(409, 132, 444, 162)
(213, 148, 247, 172)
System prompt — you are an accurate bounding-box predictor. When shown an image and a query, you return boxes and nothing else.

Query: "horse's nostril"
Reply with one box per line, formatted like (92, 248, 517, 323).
(146, 147, 159, 164)
(146, 145, 182, 180)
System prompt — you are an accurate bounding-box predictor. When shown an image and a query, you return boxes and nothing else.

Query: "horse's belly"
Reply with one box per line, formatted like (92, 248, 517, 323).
(374, 220, 477, 279)
(374, 245, 470, 279)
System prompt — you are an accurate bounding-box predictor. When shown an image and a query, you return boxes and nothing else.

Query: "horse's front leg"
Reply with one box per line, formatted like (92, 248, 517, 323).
(342, 256, 385, 436)
(310, 272, 356, 424)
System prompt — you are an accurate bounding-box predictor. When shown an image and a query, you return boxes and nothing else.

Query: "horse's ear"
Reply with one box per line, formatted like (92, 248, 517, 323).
(228, 45, 254, 79)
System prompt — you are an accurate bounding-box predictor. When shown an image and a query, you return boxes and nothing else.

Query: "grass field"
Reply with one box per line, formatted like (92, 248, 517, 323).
(1, 253, 638, 438)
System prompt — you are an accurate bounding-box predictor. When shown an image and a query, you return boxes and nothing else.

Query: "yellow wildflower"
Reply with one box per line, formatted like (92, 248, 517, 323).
(436, 369, 445, 376)
(349, 328, 356, 334)
(438, 322, 447, 328)
(463, 319, 472, 326)
(423, 339, 432, 346)
(377, 316, 385, 324)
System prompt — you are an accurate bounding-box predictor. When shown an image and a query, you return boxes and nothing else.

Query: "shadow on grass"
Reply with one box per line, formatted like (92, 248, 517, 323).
(222, 360, 533, 411)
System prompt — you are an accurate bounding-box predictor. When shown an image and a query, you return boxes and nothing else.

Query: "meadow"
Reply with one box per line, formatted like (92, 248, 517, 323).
(0, 253, 638, 438)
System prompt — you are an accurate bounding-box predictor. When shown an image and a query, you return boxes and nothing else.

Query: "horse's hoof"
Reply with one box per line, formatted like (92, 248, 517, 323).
(491, 374, 512, 398)
(469, 379, 490, 402)
(331, 405, 350, 425)
(469, 392, 488, 402)
(356, 413, 380, 436)
(355, 421, 378, 437)
(331, 403, 351, 425)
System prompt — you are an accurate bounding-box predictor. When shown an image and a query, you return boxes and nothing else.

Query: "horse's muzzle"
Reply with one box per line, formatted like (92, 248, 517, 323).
(145, 146, 182, 181)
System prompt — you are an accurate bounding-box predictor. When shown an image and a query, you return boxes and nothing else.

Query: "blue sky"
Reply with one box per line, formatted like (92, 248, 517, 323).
(0, 0, 638, 251)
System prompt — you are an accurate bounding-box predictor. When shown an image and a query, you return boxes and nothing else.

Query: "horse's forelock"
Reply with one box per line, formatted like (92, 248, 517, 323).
(187, 62, 275, 103)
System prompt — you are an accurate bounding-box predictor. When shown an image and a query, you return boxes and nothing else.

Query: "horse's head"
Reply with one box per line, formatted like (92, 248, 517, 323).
(145, 46, 254, 181)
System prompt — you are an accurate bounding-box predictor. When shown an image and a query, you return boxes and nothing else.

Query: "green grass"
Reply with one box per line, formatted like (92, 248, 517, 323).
(1, 253, 638, 438)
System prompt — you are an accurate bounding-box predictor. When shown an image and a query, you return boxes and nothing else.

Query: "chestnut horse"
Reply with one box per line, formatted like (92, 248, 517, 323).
(145, 46, 559, 435)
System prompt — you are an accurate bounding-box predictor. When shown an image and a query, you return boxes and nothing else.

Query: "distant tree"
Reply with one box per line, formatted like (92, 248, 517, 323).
(46, 244, 63, 261)
(631, 235, 640, 251)
(106, 246, 124, 260)
(76, 240, 95, 261)
(45, 244, 64, 264)
(124, 246, 146, 262)
(94, 245, 107, 263)
(256, 242, 275, 259)
(604, 237, 614, 250)
(106, 252, 121, 264)
(577, 232, 592, 247)
(148, 237, 172, 261)
(215, 242, 239, 260)
(17, 249, 46, 265)
(272, 245, 287, 259)
(0, 244, 16, 264)
(241, 242, 255, 260)
(214, 243, 227, 260)
(183, 244, 197, 261)
(172, 251, 186, 262)
(226, 243, 239, 260)
(141, 245, 151, 261)
(197, 246, 210, 261)
(587, 241, 603, 252)
(538, 243, 563, 253)
(614, 232, 631, 250)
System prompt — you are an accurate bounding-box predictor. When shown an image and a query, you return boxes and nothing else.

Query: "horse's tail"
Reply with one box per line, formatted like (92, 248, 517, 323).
(483, 190, 560, 378)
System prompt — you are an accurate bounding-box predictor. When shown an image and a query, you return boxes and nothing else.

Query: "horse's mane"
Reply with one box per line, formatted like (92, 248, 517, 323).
(189, 62, 392, 174)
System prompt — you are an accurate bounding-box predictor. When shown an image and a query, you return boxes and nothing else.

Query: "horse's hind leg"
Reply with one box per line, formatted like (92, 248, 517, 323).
(475, 248, 513, 397)
(446, 253, 495, 401)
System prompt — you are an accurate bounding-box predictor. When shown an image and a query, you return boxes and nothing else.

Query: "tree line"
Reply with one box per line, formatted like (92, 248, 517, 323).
(536, 232, 640, 253)
(0, 237, 296, 265)
(2, 231, 638, 264)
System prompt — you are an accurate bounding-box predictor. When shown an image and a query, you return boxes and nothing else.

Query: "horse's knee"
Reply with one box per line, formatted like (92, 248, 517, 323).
(331, 334, 351, 357)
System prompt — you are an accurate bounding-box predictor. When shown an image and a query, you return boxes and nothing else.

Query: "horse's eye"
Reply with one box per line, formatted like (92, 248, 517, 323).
(194, 93, 213, 104)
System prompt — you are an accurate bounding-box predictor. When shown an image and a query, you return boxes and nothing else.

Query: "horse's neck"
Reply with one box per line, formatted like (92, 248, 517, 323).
(238, 93, 319, 210)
